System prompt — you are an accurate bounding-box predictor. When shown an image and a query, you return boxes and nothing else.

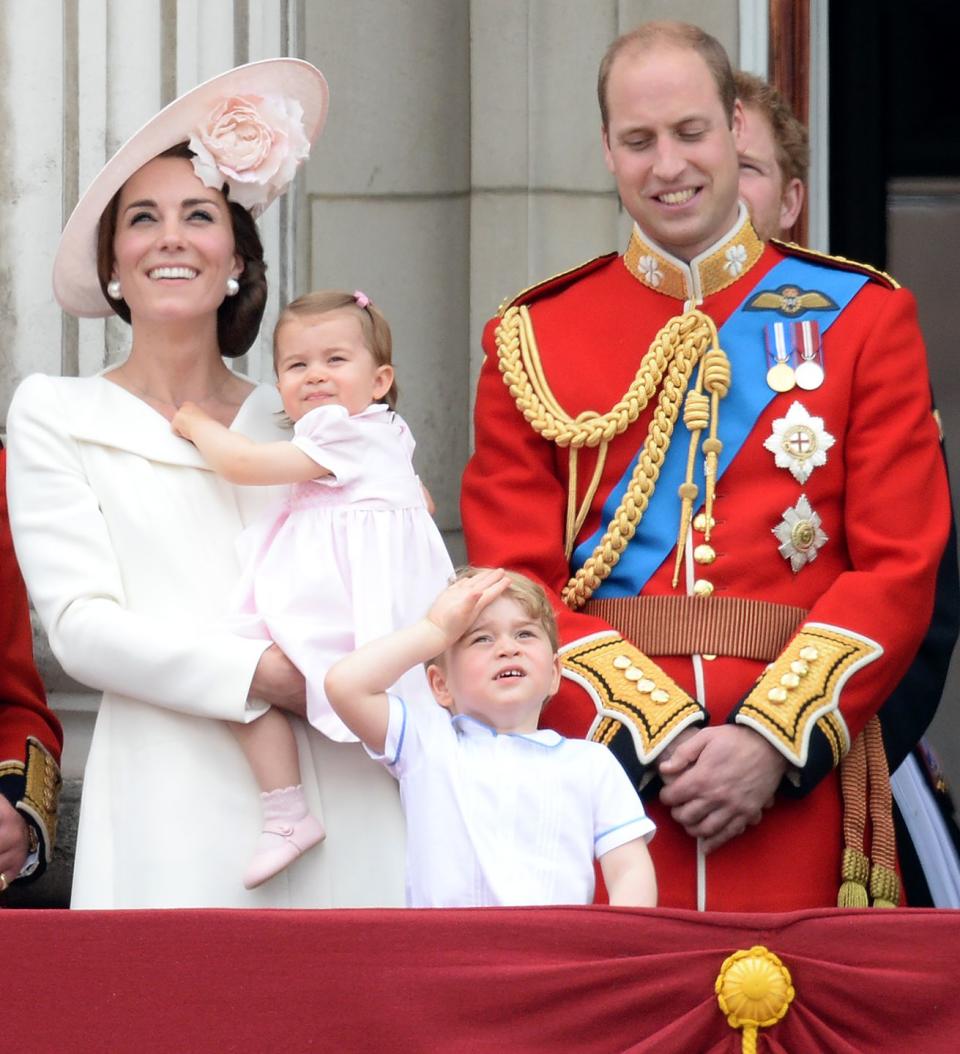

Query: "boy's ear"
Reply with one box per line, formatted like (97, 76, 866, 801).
(547, 653, 562, 699)
(426, 662, 455, 713)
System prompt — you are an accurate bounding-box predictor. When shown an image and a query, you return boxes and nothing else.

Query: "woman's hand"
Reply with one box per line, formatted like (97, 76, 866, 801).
(249, 644, 307, 717)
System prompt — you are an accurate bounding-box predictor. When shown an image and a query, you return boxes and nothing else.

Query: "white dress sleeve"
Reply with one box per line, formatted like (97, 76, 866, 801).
(5, 375, 269, 723)
(289, 404, 391, 487)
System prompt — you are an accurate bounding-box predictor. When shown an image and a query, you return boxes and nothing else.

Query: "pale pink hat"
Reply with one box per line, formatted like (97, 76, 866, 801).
(53, 58, 328, 318)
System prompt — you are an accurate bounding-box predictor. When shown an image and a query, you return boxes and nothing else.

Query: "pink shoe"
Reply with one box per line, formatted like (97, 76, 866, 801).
(243, 785, 326, 890)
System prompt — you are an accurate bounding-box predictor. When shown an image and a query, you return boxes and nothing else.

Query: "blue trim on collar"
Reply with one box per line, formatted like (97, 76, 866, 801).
(451, 713, 565, 748)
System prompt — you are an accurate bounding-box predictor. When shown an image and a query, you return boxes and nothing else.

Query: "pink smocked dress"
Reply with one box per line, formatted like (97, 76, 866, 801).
(233, 403, 454, 740)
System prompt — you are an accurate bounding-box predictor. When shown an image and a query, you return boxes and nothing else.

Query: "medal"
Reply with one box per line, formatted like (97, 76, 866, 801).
(763, 401, 836, 483)
(794, 320, 825, 390)
(773, 494, 828, 573)
(765, 323, 795, 392)
(767, 362, 796, 392)
(795, 359, 824, 390)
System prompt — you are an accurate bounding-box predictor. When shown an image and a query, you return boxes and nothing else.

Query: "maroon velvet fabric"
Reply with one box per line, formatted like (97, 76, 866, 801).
(5, 906, 958, 1052)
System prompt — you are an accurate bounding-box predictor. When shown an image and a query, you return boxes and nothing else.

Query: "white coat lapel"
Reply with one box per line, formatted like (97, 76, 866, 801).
(65, 376, 286, 468)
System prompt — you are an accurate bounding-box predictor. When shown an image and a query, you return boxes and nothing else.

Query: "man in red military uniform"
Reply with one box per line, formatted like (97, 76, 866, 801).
(0, 444, 62, 897)
(461, 21, 952, 911)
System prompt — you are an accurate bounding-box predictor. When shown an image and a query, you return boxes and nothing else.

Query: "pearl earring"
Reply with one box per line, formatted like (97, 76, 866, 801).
(107, 279, 122, 300)
(226, 277, 240, 297)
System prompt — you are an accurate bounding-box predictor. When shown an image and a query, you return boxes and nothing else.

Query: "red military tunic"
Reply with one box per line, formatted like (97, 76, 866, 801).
(462, 212, 951, 911)
(1, 446, 62, 882)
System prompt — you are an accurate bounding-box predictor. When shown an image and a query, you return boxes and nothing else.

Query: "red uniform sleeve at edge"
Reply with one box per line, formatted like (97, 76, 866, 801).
(0, 447, 63, 767)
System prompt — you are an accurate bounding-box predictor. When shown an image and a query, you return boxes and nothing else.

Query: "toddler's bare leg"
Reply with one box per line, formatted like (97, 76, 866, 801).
(228, 710, 326, 889)
(229, 709, 301, 792)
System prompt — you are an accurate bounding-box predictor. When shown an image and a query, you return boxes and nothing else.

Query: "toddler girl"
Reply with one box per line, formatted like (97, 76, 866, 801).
(172, 290, 453, 889)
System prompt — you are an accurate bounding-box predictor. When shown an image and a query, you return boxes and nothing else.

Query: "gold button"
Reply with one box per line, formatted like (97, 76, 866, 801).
(767, 687, 788, 703)
(702, 654, 717, 661)
(636, 678, 656, 693)
(624, 667, 643, 682)
(612, 655, 632, 670)
(780, 673, 800, 689)
(790, 660, 809, 676)
(692, 579, 714, 597)
(693, 544, 716, 565)
(791, 520, 816, 551)
(693, 513, 716, 533)
(650, 689, 670, 704)
(799, 645, 819, 662)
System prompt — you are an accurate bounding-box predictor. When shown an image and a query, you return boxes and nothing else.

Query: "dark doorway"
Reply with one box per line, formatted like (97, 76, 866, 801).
(830, 0, 960, 808)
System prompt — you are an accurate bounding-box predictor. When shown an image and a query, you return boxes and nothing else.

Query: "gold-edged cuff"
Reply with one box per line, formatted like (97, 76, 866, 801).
(20, 737, 61, 862)
(735, 623, 882, 768)
(561, 633, 703, 764)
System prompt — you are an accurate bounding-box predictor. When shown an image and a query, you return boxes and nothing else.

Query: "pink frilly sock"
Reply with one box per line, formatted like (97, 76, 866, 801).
(243, 785, 325, 890)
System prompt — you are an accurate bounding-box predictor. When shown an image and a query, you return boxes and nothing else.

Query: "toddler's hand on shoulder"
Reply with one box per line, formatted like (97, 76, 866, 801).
(426, 569, 511, 646)
(171, 401, 206, 440)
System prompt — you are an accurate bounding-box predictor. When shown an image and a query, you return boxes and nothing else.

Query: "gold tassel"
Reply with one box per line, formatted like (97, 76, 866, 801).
(837, 847, 870, 907)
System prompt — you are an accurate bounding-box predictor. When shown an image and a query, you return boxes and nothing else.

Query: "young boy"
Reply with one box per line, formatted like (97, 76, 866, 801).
(324, 566, 657, 908)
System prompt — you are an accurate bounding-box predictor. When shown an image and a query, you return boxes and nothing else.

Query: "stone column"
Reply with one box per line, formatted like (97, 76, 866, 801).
(301, 0, 471, 554)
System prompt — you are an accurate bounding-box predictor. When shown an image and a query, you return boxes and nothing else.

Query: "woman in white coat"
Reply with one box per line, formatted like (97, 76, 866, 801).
(5, 61, 406, 909)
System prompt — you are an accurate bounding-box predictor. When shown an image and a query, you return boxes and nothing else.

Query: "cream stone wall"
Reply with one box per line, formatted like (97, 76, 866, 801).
(1, 0, 745, 906)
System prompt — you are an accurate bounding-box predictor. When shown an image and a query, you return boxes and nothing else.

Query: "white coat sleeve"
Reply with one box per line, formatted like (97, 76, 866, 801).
(5, 375, 270, 723)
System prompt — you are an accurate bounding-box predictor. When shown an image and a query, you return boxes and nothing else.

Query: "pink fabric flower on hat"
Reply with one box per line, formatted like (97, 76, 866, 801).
(189, 93, 310, 216)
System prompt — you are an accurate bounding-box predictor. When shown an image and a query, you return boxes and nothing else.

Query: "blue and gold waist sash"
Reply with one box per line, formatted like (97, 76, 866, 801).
(572, 257, 869, 597)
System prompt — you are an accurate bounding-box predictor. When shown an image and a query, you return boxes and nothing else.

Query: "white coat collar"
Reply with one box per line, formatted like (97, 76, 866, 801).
(64, 374, 286, 468)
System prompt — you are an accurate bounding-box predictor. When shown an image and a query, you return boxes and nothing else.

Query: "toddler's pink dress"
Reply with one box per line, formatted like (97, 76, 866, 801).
(232, 402, 454, 740)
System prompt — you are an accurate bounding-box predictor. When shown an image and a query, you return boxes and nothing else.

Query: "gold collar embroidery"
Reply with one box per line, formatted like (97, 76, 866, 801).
(623, 205, 765, 302)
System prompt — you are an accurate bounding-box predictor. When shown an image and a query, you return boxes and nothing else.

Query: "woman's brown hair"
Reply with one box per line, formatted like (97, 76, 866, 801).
(96, 142, 268, 358)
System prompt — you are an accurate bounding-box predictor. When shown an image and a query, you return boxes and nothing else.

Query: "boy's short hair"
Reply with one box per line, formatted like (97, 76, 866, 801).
(428, 566, 559, 669)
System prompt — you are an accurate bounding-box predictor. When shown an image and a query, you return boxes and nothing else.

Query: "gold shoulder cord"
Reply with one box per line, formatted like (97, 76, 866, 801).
(496, 305, 730, 609)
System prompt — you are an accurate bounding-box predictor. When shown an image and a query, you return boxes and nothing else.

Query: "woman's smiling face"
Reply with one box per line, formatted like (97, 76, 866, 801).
(111, 154, 242, 324)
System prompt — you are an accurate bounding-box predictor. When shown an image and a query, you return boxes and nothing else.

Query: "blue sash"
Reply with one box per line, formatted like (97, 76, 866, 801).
(572, 257, 869, 597)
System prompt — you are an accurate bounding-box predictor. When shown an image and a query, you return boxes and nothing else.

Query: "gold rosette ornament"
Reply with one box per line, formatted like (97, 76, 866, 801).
(715, 946, 795, 1054)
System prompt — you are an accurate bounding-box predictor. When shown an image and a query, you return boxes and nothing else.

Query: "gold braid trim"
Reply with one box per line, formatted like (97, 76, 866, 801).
(837, 718, 900, 908)
(561, 633, 701, 764)
(21, 737, 61, 861)
(495, 305, 726, 609)
(838, 732, 870, 906)
(735, 624, 881, 768)
(770, 238, 900, 289)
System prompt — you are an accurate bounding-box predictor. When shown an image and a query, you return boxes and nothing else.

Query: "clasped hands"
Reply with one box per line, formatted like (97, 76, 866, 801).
(0, 795, 29, 889)
(657, 724, 788, 853)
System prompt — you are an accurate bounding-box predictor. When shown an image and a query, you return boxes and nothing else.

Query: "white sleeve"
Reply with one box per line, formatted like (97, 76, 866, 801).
(289, 405, 368, 486)
(591, 746, 656, 858)
(6, 375, 269, 723)
(363, 693, 425, 777)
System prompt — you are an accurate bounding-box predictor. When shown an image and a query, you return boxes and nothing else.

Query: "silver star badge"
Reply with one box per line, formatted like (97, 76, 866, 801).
(763, 401, 835, 484)
(773, 494, 828, 572)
